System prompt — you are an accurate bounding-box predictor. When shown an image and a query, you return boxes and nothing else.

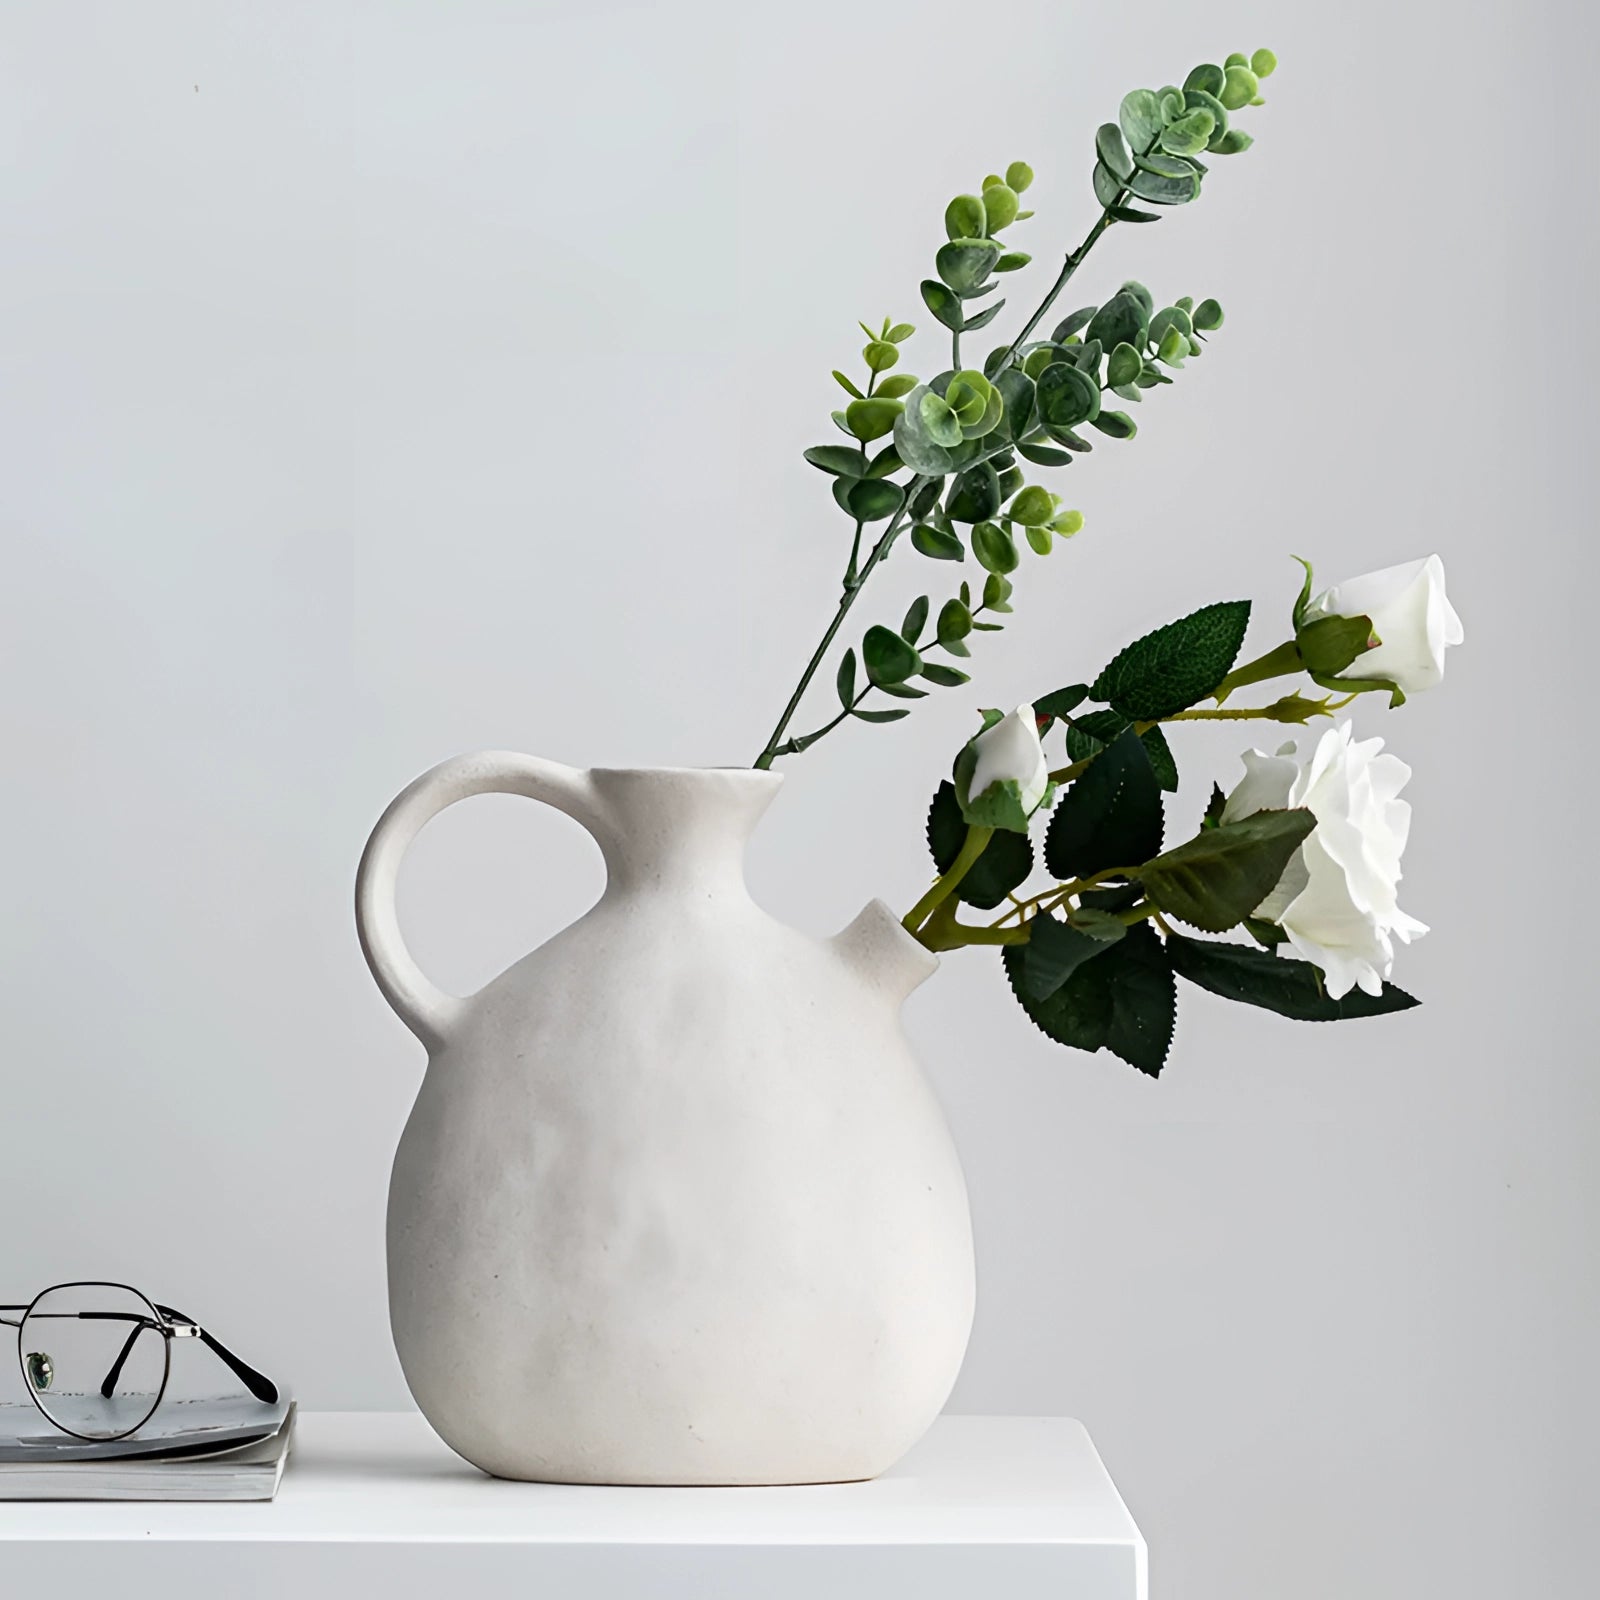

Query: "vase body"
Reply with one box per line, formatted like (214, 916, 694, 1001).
(356, 757, 975, 1485)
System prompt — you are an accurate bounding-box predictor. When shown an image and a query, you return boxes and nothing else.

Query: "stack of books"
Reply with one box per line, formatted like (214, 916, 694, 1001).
(0, 1395, 294, 1501)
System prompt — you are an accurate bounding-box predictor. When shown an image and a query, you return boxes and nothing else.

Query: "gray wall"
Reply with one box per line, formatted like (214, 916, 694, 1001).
(2, 2, 1591, 1594)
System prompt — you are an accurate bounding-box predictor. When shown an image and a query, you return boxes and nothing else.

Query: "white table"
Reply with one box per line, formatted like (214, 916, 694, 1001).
(0, 1412, 1147, 1598)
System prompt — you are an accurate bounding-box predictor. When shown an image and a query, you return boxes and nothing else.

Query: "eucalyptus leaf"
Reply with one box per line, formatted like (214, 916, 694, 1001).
(803, 445, 868, 478)
(1160, 108, 1216, 157)
(1090, 409, 1136, 440)
(1035, 361, 1102, 429)
(921, 279, 966, 332)
(901, 594, 930, 644)
(862, 624, 922, 686)
(945, 461, 1002, 524)
(1119, 88, 1164, 150)
(1092, 161, 1124, 209)
(963, 300, 1005, 332)
(1086, 292, 1150, 357)
(1127, 164, 1200, 205)
(893, 384, 958, 475)
(845, 397, 903, 443)
(852, 707, 911, 724)
(936, 239, 1002, 292)
(1107, 342, 1142, 386)
(921, 662, 970, 687)
(1183, 62, 1226, 97)
(911, 521, 965, 561)
(972, 521, 1018, 575)
(1096, 122, 1134, 181)
(836, 647, 857, 708)
(846, 478, 905, 521)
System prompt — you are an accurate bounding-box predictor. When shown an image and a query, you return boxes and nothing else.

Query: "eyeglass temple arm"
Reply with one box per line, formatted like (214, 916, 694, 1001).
(0, 1306, 23, 1328)
(155, 1304, 279, 1404)
(89, 1308, 278, 1405)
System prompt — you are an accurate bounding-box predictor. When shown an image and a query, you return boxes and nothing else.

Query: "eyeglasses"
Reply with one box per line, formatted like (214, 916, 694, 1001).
(1, 1281, 279, 1442)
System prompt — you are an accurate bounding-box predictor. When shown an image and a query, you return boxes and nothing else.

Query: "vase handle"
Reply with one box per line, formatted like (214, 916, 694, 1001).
(355, 751, 602, 1051)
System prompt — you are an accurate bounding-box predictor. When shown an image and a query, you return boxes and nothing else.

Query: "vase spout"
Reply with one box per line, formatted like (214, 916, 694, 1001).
(831, 898, 940, 1004)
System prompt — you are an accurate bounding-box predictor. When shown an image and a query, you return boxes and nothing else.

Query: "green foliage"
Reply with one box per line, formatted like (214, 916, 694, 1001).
(1193, 297, 1224, 330)
(1004, 923, 1176, 1075)
(803, 445, 868, 478)
(1035, 361, 1101, 430)
(945, 194, 987, 240)
(1137, 810, 1315, 932)
(1096, 123, 1134, 181)
(921, 279, 965, 332)
(1296, 612, 1375, 675)
(937, 239, 1002, 291)
(835, 648, 857, 707)
(973, 520, 1019, 574)
(845, 397, 903, 442)
(1065, 710, 1178, 791)
(845, 478, 904, 521)
(1018, 911, 1126, 1000)
(1045, 727, 1163, 879)
(911, 519, 965, 561)
(946, 462, 1002, 524)
(901, 594, 930, 643)
(1091, 600, 1252, 720)
(1087, 291, 1149, 355)
(1167, 934, 1419, 1021)
(927, 782, 1034, 908)
(862, 624, 921, 686)
(1035, 683, 1089, 719)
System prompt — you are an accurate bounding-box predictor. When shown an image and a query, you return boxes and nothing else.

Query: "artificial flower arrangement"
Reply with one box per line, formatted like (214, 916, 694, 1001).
(751, 48, 1464, 1075)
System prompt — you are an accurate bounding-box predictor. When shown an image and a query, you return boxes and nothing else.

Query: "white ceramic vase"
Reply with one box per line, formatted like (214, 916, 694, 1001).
(355, 755, 975, 1486)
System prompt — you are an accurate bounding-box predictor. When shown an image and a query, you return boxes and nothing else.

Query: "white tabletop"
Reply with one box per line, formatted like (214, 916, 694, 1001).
(0, 1411, 1147, 1599)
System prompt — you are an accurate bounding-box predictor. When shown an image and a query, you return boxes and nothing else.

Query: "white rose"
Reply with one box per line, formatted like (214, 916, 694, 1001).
(1222, 723, 1427, 999)
(968, 703, 1049, 815)
(1303, 553, 1464, 694)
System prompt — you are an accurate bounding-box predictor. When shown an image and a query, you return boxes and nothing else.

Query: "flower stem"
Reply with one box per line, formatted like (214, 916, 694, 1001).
(1211, 639, 1303, 702)
(903, 824, 993, 933)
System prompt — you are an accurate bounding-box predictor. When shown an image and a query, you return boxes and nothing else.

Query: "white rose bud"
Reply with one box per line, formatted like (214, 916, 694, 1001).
(968, 703, 1050, 817)
(1222, 723, 1428, 999)
(1303, 554, 1464, 694)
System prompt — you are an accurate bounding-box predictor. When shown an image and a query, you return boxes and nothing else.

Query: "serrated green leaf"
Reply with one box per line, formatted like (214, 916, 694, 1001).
(1138, 809, 1315, 932)
(1065, 710, 1178, 792)
(1004, 922, 1175, 1074)
(1091, 600, 1252, 720)
(1045, 726, 1163, 879)
(1035, 683, 1089, 718)
(927, 781, 1033, 908)
(1167, 934, 1420, 1021)
(1020, 912, 1125, 1000)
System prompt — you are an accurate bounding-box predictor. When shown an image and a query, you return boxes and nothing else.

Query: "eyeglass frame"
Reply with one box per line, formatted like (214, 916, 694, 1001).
(0, 1279, 279, 1443)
